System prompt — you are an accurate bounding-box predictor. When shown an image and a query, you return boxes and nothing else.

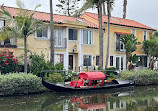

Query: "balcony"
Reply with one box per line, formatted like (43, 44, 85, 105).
(54, 37, 67, 48)
(0, 38, 17, 48)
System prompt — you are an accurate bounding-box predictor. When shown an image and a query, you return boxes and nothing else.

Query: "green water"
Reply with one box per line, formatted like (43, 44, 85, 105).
(0, 85, 158, 111)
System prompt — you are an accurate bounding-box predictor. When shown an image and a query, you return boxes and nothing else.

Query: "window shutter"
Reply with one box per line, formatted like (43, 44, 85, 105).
(83, 30, 88, 44)
(43, 27, 48, 38)
(69, 29, 73, 40)
(73, 29, 77, 40)
(110, 56, 113, 66)
(116, 34, 120, 51)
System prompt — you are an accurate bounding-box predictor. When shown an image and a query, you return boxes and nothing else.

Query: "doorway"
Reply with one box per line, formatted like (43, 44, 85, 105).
(115, 56, 125, 71)
(69, 55, 75, 70)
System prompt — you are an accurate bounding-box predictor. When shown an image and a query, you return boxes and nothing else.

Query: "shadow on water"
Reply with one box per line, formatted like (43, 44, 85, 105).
(0, 85, 158, 111)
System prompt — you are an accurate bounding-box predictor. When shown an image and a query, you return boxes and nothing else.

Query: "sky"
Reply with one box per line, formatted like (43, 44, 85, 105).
(0, 0, 158, 29)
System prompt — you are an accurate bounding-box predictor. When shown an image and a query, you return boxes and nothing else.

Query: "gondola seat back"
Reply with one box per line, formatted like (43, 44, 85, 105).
(70, 78, 85, 88)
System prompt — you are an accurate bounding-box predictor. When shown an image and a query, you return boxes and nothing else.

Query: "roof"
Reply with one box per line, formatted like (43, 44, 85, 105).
(78, 72, 106, 80)
(1, 6, 98, 28)
(82, 12, 155, 31)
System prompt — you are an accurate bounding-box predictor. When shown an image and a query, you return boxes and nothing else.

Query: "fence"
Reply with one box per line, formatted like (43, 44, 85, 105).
(40, 69, 119, 83)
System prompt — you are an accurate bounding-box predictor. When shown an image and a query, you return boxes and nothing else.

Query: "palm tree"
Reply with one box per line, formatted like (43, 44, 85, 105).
(49, 0, 55, 65)
(0, 0, 42, 73)
(105, 0, 114, 70)
(105, 0, 110, 70)
(120, 34, 140, 69)
(123, 0, 127, 19)
(74, 0, 105, 69)
(103, 2, 106, 15)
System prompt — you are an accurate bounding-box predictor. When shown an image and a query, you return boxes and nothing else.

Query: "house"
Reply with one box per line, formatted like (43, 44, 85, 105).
(82, 12, 155, 70)
(0, 6, 156, 71)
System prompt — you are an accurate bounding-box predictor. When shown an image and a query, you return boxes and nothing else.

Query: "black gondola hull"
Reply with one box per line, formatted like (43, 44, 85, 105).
(42, 79, 135, 92)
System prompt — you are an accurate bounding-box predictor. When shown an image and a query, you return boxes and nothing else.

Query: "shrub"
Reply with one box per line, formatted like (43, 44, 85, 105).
(29, 53, 64, 76)
(47, 73, 65, 83)
(136, 69, 158, 85)
(119, 70, 135, 80)
(29, 53, 48, 76)
(106, 67, 117, 75)
(119, 69, 158, 85)
(0, 49, 19, 74)
(0, 73, 45, 96)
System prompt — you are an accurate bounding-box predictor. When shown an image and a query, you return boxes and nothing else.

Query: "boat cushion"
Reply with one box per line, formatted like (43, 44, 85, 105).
(70, 78, 85, 88)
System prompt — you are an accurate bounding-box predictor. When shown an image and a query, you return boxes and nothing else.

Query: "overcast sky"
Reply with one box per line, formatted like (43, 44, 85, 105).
(0, 0, 158, 29)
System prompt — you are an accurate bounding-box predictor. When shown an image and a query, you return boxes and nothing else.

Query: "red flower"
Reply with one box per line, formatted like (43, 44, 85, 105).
(8, 54, 14, 58)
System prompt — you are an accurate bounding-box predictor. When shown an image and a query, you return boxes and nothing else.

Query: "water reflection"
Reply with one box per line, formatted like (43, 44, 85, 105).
(0, 86, 158, 111)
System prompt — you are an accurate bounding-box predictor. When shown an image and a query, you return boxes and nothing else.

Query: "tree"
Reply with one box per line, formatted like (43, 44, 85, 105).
(105, 0, 111, 70)
(105, 0, 114, 70)
(75, 0, 107, 69)
(75, 0, 114, 69)
(56, 0, 80, 16)
(102, 2, 106, 15)
(143, 35, 158, 69)
(128, 54, 138, 70)
(0, 0, 42, 73)
(50, 0, 55, 65)
(120, 34, 140, 69)
(123, 0, 127, 19)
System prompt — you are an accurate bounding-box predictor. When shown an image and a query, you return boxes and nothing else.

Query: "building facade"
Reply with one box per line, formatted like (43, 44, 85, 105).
(0, 6, 156, 71)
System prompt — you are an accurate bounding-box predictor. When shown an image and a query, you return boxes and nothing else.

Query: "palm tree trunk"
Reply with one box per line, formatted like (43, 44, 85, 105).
(98, 1, 103, 69)
(123, 0, 127, 19)
(126, 52, 129, 69)
(24, 37, 27, 73)
(105, 0, 111, 70)
(103, 2, 106, 15)
(50, 0, 55, 65)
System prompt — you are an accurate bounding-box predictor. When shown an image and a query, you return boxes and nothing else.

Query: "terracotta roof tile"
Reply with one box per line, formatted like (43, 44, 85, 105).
(2, 6, 98, 28)
(82, 12, 155, 31)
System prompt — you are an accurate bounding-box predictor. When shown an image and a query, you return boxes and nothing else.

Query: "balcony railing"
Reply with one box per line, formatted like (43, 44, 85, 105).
(0, 38, 17, 48)
(54, 37, 67, 48)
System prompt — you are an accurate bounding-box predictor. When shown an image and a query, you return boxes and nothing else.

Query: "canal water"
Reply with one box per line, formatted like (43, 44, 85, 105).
(0, 85, 158, 111)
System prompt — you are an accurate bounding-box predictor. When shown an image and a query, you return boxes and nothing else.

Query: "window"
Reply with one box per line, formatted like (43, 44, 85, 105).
(143, 31, 147, 41)
(110, 56, 113, 66)
(83, 55, 92, 66)
(136, 56, 147, 67)
(36, 27, 48, 38)
(131, 29, 136, 37)
(83, 30, 93, 45)
(69, 29, 77, 40)
(0, 20, 4, 29)
(54, 54, 64, 64)
(54, 29, 62, 46)
(96, 56, 99, 66)
(116, 34, 125, 51)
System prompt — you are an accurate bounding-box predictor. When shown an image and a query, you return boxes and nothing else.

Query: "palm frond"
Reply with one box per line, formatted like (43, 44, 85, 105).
(0, 6, 14, 24)
(73, 0, 96, 17)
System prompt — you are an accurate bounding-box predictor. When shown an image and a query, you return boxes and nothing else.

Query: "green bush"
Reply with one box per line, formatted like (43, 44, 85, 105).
(0, 73, 45, 96)
(29, 53, 49, 76)
(47, 73, 65, 83)
(119, 70, 135, 80)
(29, 53, 64, 76)
(119, 69, 158, 85)
(106, 67, 117, 75)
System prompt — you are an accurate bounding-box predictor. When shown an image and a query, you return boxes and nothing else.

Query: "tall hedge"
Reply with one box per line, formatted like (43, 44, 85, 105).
(119, 69, 158, 85)
(0, 73, 45, 96)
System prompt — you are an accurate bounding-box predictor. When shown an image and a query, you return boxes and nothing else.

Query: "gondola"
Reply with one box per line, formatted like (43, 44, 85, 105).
(42, 72, 135, 92)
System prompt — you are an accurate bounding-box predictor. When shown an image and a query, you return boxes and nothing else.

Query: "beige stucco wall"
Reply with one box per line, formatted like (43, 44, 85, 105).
(0, 19, 155, 70)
